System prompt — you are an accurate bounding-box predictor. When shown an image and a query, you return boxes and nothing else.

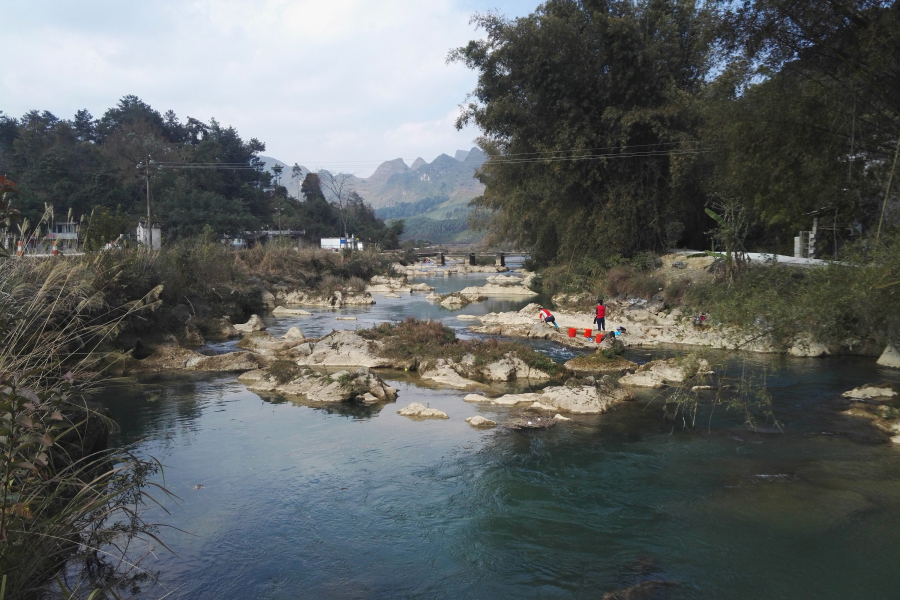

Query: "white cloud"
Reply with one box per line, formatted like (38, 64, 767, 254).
(1, 0, 530, 176)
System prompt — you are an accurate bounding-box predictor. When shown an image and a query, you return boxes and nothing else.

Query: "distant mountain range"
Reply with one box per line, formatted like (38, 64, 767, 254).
(258, 148, 485, 209)
(257, 149, 487, 243)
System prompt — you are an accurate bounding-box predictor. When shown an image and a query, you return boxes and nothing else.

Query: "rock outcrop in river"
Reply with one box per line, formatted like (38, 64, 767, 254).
(239, 366, 398, 405)
(464, 375, 633, 414)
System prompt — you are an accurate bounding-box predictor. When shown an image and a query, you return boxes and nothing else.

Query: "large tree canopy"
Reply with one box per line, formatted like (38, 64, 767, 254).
(453, 0, 900, 262)
(451, 0, 715, 265)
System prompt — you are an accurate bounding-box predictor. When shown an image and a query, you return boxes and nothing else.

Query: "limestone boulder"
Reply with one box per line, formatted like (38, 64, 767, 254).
(480, 355, 551, 382)
(419, 360, 482, 389)
(618, 359, 706, 388)
(459, 283, 538, 297)
(247, 367, 398, 404)
(877, 345, 900, 368)
(298, 330, 393, 368)
(439, 293, 470, 309)
(276, 289, 375, 307)
(465, 415, 497, 429)
(539, 376, 633, 414)
(842, 385, 897, 400)
(237, 331, 294, 355)
(281, 327, 306, 342)
(789, 336, 830, 357)
(234, 314, 266, 333)
(187, 351, 259, 372)
(272, 306, 313, 316)
(397, 402, 449, 420)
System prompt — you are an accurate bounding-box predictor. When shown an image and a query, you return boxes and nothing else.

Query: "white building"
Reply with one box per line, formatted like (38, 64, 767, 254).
(47, 221, 79, 251)
(320, 236, 363, 251)
(137, 221, 161, 250)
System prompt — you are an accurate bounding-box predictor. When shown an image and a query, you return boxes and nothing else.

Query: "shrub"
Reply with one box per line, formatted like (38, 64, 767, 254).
(603, 266, 664, 300)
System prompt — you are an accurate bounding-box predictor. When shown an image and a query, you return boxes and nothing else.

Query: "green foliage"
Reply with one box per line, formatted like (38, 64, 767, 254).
(80, 205, 132, 251)
(450, 1, 715, 264)
(269, 361, 302, 385)
(398, 215, 469, 243)
(374, 196, 448, 220)
(684, 233, 900, 349)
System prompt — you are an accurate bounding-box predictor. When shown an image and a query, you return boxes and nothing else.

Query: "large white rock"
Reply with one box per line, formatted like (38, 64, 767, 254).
(480, 356, 550, 382)
(281, 327, 306, 342)
(538, 378, 632, 414)
(419, 363, 482, 389)
(298, 330, 393, 368)
(246, 367, 398, 404)
(465, 415, 497, 429)
(459, 283, 538, 297)
(185, 351, 259, 372)
(234, 314, 266, 333)
(877, 345, 900, 368)
(842, 385, 897, 399)
(272, 306, 313, 316)
(789, 335, 830, 357)
(618, 359, 698, 388)
(397, 402, 449, 419)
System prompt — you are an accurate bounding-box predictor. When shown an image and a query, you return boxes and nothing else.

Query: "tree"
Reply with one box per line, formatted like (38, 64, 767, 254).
(450, 0, 715, 265)
(291, 163, 303, 199)
(318, 170, 355, 239)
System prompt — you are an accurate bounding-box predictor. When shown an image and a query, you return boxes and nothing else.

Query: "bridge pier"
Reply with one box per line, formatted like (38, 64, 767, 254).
(438, 252, 445, 266)
(468, 253, 476, 266)
(496, 252, 505, 267)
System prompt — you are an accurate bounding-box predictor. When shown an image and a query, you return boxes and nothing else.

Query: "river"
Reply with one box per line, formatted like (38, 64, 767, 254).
(92, 269, 900, 599)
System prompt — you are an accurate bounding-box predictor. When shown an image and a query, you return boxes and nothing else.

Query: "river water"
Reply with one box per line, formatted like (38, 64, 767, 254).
(93, 268, 900, 599)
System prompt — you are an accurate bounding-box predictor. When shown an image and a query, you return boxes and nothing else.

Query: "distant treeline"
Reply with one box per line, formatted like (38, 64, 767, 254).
(400, 215, 470, 243)
(0, 96, 401, 248)
(452, 0, 900, 266)
(374, 195, 448, 220)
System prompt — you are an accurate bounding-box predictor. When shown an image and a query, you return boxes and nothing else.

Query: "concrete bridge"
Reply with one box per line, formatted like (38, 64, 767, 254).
(412, 250, 526, 267)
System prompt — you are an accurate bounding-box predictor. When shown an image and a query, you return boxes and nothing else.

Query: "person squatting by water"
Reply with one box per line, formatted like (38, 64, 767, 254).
(594, 298, 606, 331)
(538, 306, 559, 329)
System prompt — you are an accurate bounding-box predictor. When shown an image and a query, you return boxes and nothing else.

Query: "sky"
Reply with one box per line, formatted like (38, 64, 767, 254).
(1, 0, 535, 177)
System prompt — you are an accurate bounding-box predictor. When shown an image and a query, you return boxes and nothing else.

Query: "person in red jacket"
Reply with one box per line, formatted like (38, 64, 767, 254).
(538, 306, 559, 329)
(594, 298, 606, 331)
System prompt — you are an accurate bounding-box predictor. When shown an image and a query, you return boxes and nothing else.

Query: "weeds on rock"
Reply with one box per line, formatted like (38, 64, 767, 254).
(360, 318, 565, 377)
(663, 352, 779, 432)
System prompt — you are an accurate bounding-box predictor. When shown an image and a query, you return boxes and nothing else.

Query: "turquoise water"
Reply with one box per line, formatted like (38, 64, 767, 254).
(93, 271, 900, 599)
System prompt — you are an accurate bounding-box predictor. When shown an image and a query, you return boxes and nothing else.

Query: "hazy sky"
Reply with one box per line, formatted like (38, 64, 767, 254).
(2, 0, 534, 177)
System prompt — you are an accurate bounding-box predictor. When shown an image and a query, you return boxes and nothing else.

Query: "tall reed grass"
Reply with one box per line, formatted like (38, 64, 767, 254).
(0, 257, 170, 599)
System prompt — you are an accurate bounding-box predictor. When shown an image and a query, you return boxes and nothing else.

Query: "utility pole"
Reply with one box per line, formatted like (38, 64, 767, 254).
(142, 156, 153, 250)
